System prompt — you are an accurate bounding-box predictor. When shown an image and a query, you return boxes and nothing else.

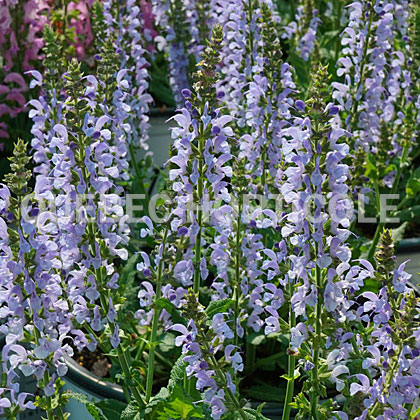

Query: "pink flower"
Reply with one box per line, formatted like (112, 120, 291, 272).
(4, 72, 27, 90)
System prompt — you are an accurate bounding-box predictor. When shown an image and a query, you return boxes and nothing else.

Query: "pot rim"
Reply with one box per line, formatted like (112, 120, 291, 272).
(149, 107, 175, 118)
(64, 355, 126, 402)
(398, 237, 420, 252)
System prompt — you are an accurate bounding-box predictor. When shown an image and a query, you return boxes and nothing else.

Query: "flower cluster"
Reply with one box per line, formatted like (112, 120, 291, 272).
(152, 0, 211, 106)
(102, 0, 153, 151)
(171, 291, 246, 420)
(349, 230, 420, 419)
(0, 139, 71, 418)
(282, 0, 320, 61)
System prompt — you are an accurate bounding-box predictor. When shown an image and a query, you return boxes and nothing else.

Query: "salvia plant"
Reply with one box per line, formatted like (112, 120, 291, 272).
(0, 1, 420, 420)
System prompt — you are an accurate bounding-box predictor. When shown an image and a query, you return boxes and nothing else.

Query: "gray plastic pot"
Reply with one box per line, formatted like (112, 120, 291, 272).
(138, 109, 175, 169)
(396, 238, 420, 294)
(398, 237, 420, 252)
(63, 356, 126, 419)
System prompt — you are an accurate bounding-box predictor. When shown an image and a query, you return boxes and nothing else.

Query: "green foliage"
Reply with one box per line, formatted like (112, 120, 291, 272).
(121, 401, 144, 420)
(148, 54, 176, 108)
(95, 399, 127, 420)
(242, 407, 271, 420)
(205, 298, 234, 319)
(69, 393, 108, 420)
(155, 385, 204, 420)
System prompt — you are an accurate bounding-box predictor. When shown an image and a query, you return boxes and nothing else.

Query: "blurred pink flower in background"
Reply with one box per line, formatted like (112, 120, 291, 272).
(0, 0, 97, 143)
(140, 0, 158, 50)
(68, 0, 95, 61)
(0, 0, 50, 142)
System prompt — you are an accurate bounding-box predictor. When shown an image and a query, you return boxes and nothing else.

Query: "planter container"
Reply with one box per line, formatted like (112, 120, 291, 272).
(138, 109, 175, 169)
(63, 358, 289, 419)
(63, 356, 126, 419)
(396, 237, 420, 295)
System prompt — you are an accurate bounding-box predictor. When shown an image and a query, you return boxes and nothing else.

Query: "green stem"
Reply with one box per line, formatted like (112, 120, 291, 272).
(193, 122, 205, 294)
(233, 194, 243, 348)
(310, 265, 322, 419)
(368, 356, 399, 418)
(112, 320, 145, 407)
(281, 281, 296, 420)
(145, 228, 168, 402)
(99, 281, 145, 408)
(207, 350, 248, 420)
(32, 329, 56, 420)
(45, 406, 54, 420)
(56, 406, 66, 420)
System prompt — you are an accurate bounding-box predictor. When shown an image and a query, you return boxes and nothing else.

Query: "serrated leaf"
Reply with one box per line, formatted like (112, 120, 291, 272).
(255, 402, 266, 414)
(142, 387, 171, 419)
(69, 393, 107, 420)
(121, 401, 143, 420)
(391, 221, 408, 246)
(157, 385, 203, 420)
(96, 399, 127, 420)
(205, 298, 233, 319)
(169, 355, 188, 385)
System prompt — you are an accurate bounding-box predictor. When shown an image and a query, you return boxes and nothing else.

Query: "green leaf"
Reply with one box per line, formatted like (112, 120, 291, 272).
(394, 205, 420, 222)
(205, 298, 234, 319)
(243, 384, 286, 403)
(255, 402, 266, 415)
(364, 154, 378, 180)
(95, 399, 127, 420)
(141, 387, 171, 419)
(391, 221, 408, 246)
(288, 53, 309, 89)
(121, 401, 143, 420)
(155, 298, 187, 326)
(169, 355, 188, 385)
(69, 393, 107, 420)
(157, 385, 203, 420)
(247, 332, 266, 346)
(243, 407, 271, 420)
(406, 178, 420, 197)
